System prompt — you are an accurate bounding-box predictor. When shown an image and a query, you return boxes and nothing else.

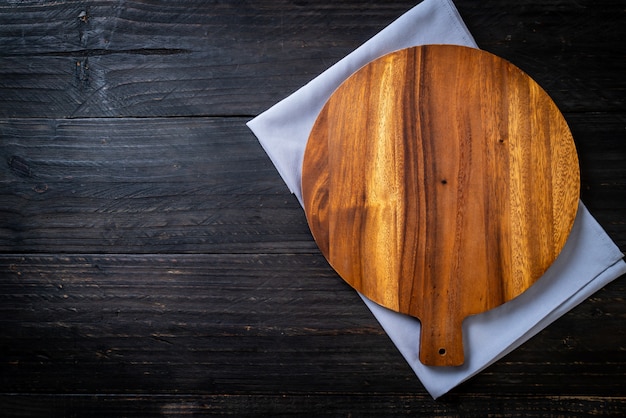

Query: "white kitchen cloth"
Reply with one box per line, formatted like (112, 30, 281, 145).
(246, 0, 626, 399)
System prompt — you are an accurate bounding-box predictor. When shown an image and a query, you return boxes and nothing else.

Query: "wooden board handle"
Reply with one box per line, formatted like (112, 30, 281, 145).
(419, 317, 464, 367)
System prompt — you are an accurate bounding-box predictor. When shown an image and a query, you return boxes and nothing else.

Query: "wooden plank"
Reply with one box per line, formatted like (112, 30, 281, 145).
(0, 117, 317, 253)
(0, 1, 418, 118)
(1, 394, 625, 417)
(0, 1, 624, 118)
(0, 254, 624, 397)
(1, 118, 279, 183)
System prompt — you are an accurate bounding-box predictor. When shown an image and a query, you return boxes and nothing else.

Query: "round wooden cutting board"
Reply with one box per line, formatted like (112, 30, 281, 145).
(301, 45, 580, 366)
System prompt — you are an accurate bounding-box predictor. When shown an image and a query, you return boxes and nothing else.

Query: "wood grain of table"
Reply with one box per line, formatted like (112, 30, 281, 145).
(1, 1, 625, 416)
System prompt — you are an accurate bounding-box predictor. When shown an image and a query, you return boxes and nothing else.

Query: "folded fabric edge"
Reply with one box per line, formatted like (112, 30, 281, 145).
(249, 123, 299, 196)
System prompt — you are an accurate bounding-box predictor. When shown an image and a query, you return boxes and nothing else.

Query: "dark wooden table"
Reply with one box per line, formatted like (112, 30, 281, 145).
(1, 1, 624, 416)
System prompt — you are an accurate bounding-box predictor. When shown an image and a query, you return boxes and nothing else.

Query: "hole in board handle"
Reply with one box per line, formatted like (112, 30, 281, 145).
(438, 348, 446, 356)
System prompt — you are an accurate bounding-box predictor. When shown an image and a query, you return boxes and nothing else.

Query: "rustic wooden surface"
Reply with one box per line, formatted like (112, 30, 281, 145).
(302, 45, 580, 366)
(0, 0, 624, 416)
